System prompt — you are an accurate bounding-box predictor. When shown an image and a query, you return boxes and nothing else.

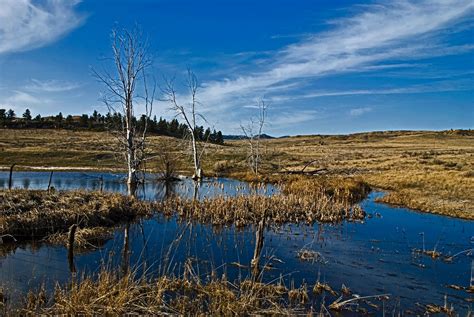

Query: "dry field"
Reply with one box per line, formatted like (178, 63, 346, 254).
(0, 128, 473, 219)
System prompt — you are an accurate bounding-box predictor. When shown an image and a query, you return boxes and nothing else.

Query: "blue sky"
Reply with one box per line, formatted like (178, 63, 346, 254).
(0, 0, 473, 135)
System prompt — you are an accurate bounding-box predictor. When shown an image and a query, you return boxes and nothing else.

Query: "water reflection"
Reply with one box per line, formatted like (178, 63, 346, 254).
(0, 171, 275, 200)
(22, 178, 30, 190)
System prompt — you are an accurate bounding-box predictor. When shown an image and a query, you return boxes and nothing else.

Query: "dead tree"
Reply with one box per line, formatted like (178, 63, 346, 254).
(164, 69, 206, 180)
(94, 26, 155, 195)
(241, 99, 268, 176)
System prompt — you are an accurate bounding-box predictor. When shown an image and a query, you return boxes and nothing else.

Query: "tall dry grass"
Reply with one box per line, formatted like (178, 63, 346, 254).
(157, 177, 369, 226)
(0, 189, 153, 242)
(20, 268, 304, 315)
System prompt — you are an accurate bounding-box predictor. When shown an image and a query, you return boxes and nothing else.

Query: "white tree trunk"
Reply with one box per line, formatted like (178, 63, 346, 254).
(191, 132, 201, 180)
(126, 106, 137, 195)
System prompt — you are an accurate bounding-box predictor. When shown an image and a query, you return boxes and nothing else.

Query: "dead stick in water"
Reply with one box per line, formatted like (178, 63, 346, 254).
(99, 176, 104, 193)
(68, 224, 78, 273)
(251, 205, 266, 282)
(8, 164, 15, 190)
(47, 171, 54, 191)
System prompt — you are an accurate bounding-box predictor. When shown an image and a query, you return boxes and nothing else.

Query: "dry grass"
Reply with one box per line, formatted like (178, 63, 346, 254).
(158, 177, 368, 226)
(261, 131, 473, 219)
(0, 177, 368, 245)
(0, 189, 153, 242)
(15, 266, 391, 315)
(158, 192, 365, 226)
(45, 227, 114, 249)
(19, 268, 304, 315)
(1, 129, 472, 218)
(0, 177, 367, 247)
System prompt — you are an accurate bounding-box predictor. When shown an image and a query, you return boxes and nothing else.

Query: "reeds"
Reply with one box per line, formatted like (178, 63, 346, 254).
(0, 176, 366, 248)
(281, 176, 371, 203)
(156, 176, 368, 226)
(157, 192, 365, 226)
(14, 265, 400, 315)
(0, 189, 153, 242)
(19, 268, 305, 315)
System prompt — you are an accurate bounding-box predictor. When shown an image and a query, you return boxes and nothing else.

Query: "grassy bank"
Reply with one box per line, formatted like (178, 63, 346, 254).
(1, 129, 472, 219)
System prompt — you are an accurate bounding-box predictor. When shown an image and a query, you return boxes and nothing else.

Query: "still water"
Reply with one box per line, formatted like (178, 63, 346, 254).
(0, 172, 472, 314)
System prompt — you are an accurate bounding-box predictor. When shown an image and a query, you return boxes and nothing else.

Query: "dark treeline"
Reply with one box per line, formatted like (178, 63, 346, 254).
(0, 108, 224, 145)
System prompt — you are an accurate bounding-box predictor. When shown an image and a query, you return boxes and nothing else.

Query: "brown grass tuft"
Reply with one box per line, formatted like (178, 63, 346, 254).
(0, 189, 153, 241)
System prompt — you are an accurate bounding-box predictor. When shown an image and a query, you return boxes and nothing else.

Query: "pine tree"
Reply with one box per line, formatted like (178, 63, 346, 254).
(80, 114, 89, 127)
(204, 127, 211, 141)
(22, 109, 32, 122)
(6, 109, 15, 120)
(216, 131, 224, 144)
(0, 109, 6, 126)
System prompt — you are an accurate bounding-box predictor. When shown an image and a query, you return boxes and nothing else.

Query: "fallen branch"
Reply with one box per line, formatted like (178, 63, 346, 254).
(329, 293, 390, 311)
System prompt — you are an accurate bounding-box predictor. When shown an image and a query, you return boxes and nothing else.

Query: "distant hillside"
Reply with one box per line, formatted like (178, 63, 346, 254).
(0, 108, 225, 144)
(289, 129, 474, 140)
(224, 133, 275, 140)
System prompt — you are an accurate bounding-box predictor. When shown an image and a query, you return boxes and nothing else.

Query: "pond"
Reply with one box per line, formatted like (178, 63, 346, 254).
(0, 171, 473, 314)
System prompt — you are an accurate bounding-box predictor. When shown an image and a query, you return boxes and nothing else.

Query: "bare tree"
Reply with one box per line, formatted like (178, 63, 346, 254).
(94, 27, 155, 195)
(164, 69, 206, 180)
(240, 99, 268, 176)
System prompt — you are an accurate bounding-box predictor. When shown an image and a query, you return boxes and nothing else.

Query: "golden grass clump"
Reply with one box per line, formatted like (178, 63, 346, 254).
(19, 269, 307, 315)
(282, 176, 371, 203)
(156, 175, 368, 226)
(156, 192, 366, 226)
(45, 227, 114, 248)
(0, 189, 153, 241)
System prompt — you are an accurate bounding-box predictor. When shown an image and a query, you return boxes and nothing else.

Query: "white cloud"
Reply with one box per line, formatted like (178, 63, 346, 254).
(25, 79, 81, 92)
(349, 107, 372, 117)
(4, 90, 42, 105)
(0, 90, 49, 114)
(269, 78, 474, 102)
(0, 0, 85, 54)
(269, 109, 321, 127)
(192, 0, 473, 119)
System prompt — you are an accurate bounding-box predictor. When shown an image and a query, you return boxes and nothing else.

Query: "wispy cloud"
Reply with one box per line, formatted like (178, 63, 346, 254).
(269, 78, 474, 102)
(1, 90, 45, 109)
(0, 0, 85, 54)
(269, 109, 321, 127)
(25, 79, 81, 92)
(193, 0, 473, 117)
(349, 107, 372, 117)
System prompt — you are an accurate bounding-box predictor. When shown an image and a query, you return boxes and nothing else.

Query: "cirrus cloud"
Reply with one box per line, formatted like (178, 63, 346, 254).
(0, 0, 85, 54)
(192, 0, 474, 119)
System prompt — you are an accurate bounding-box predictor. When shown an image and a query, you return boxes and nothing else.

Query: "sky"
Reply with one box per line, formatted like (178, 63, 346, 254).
(0, 0, 473, 136)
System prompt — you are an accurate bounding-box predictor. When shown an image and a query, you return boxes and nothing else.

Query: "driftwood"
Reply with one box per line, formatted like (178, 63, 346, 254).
(329, 293, 390, 311)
